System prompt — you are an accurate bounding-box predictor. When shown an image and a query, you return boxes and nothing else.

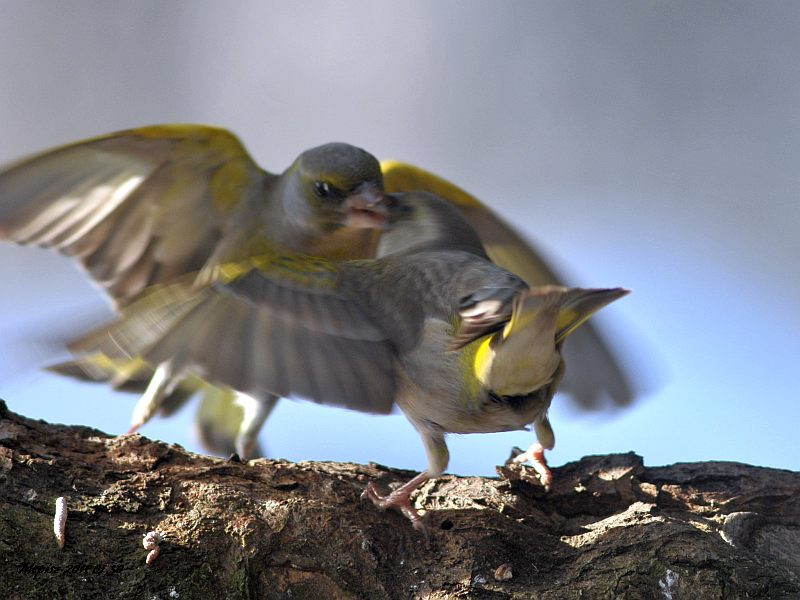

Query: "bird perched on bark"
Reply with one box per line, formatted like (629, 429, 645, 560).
(66, 191, 628, 529)
(0, 124, 635, 458)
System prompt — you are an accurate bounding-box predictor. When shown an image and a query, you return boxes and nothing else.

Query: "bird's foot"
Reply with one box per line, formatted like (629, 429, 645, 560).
(507, 442, 553, 491)
(361, 476, 429, 536)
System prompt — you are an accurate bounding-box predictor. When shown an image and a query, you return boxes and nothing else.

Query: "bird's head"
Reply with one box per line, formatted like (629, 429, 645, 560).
(288, 143, 388, 233)
(377, 191, 488, 258)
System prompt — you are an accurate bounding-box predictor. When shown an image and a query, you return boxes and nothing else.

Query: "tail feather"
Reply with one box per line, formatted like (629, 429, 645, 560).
(554, 287, 630, 345)
(486, 286, 629, 398)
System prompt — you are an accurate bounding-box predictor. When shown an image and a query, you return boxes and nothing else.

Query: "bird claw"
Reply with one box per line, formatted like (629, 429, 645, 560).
(361, 482, 429, 537)
(506, 443, 553, 491)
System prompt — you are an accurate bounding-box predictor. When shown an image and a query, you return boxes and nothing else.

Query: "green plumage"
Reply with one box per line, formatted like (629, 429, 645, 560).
(0, 123, 635, 472)
(66, 191, 627, 527)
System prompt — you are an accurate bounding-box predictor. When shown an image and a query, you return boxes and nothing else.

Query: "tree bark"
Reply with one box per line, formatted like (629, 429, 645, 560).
(1, 400, 798, 599)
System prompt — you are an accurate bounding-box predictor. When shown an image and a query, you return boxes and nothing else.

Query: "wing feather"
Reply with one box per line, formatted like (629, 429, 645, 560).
(69, 261, 397, 415)
(0, 125, 272, 307)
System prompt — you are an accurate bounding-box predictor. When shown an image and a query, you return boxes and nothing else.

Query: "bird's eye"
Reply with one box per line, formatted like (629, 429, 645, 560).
(314, 181, 332, 197)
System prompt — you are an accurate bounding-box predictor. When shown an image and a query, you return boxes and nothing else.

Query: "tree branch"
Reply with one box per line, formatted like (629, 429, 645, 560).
(1, 400, 798, 599)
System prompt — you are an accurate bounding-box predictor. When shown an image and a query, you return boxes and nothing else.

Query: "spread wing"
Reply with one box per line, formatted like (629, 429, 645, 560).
(381, 160, 560, 287)
(380, 159, 636, 409)
(69, 256, 398, 415)
(0, 124, 271, 307)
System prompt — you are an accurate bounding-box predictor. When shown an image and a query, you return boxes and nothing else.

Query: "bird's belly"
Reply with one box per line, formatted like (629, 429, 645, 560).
(442, 391, 551, 434)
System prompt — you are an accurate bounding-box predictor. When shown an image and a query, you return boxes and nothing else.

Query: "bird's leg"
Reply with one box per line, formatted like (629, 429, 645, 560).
(128, 362, 177, 433)
(507, 416, 555, 490)
(361, 471, 431, 531)
(507, 443, 552, 490)
(361, 429, 448, 533)
(233, 392, 279, 459)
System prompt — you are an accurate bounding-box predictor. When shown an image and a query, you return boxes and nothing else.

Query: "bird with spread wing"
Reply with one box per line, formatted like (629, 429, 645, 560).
(0, 124, 635, 459)
(66, 191, 628, 529)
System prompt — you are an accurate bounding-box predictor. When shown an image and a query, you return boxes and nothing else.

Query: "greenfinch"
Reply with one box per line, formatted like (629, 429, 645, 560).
(0, 124, 388, 454)
(0, 124, 634, 458)
(66, 191, 628, 529)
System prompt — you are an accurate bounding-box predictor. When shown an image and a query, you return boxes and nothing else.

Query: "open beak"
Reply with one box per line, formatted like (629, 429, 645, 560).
(343, 182, 389, 229)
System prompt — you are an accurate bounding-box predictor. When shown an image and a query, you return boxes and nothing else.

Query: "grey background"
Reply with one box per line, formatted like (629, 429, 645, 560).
(0, 1, 797, 475)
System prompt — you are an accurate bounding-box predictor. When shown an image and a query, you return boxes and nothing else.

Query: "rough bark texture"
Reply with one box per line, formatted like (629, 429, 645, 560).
(1, 400, 798, 599)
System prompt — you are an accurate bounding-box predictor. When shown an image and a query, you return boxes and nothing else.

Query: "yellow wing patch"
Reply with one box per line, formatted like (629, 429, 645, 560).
(471, 336, 495, 386)
(216, 251, 340, 291)
(380, 160, 483, 209)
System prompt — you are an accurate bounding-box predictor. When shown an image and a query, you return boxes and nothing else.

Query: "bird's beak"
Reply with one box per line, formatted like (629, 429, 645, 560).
(343, 182, 389, 229)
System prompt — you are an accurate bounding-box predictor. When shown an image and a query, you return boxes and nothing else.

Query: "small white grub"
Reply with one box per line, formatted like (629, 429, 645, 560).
(142, 530, 163, 566)
(54, 497, 67, 549)
(142, 530, 162, 549)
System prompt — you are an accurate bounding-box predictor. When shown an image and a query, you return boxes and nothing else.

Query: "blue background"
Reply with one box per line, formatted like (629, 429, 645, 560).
(0, 1, 797, 476)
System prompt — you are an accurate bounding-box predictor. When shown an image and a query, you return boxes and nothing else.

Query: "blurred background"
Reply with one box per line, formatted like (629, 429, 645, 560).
(0, 1, 797, 476)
